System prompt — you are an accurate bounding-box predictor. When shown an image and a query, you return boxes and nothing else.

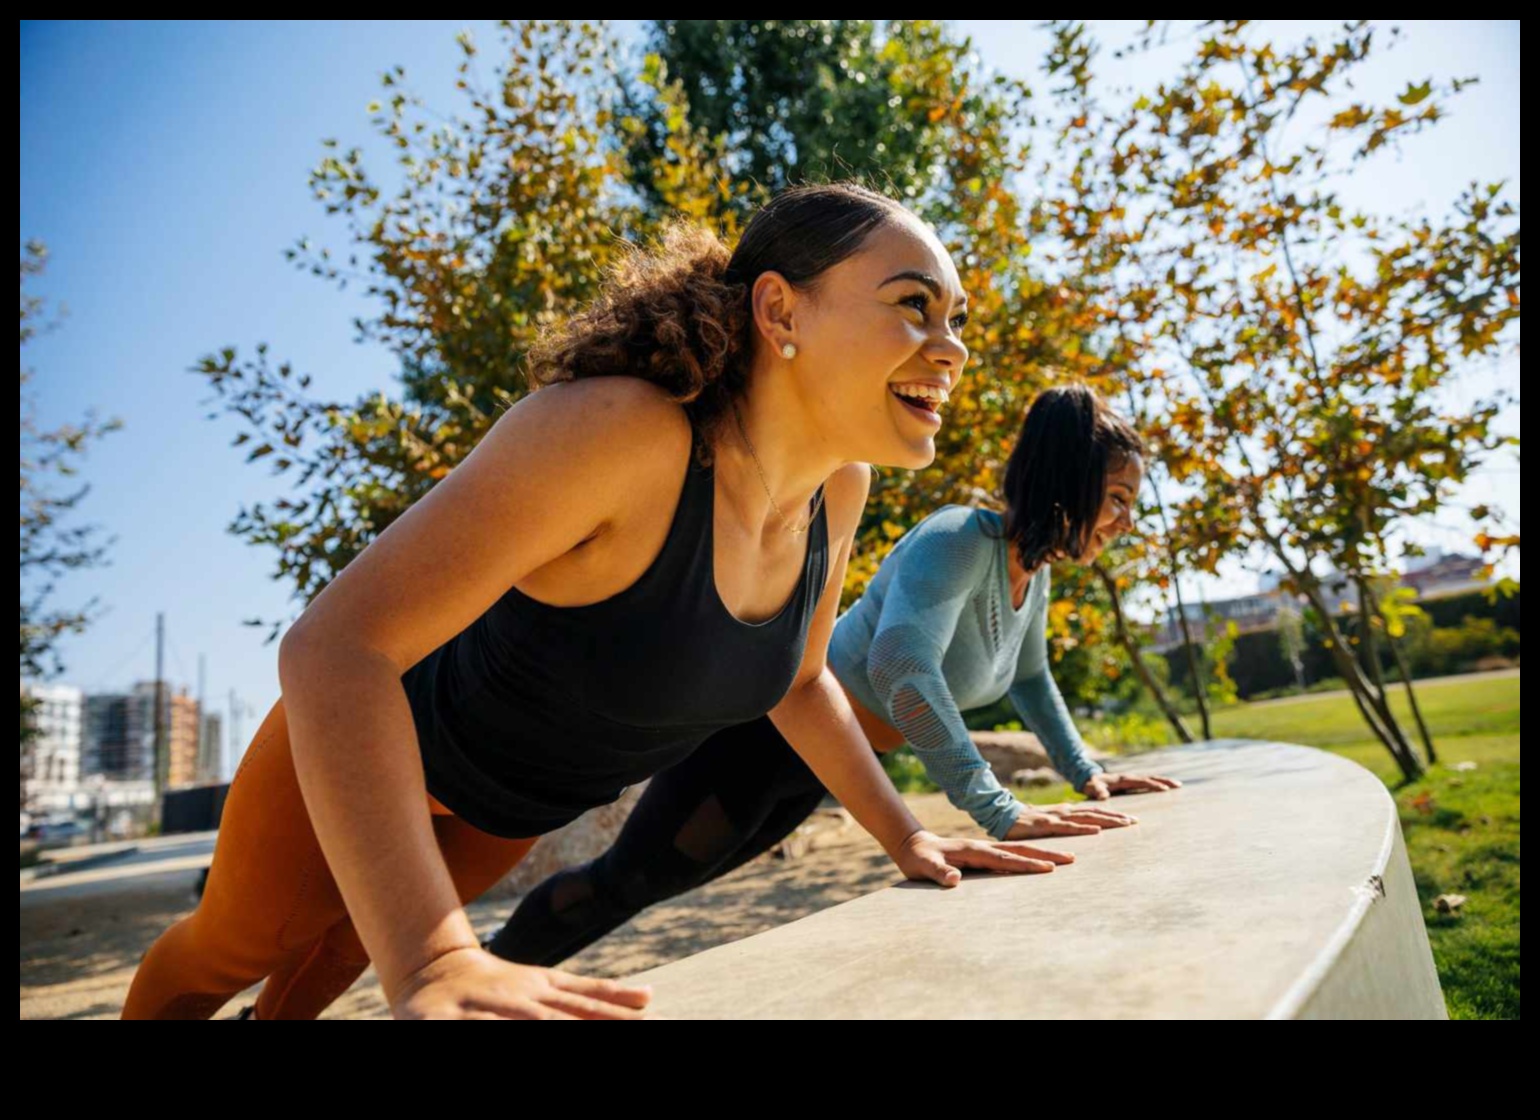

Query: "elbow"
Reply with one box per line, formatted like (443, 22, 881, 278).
(278, 627, 399, 699)
(865, 645, 886, 686)
(276, 626, 311, 696)
(865, 644, 906, 702)
(865, 625, 941, 697)
(276, 622, 354, 699)
(774, 664, 830, 715)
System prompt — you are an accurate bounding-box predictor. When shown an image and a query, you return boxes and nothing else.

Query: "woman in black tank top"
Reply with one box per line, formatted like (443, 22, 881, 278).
(404, 412, 835, 840)
(123, 181, 1074, 1022)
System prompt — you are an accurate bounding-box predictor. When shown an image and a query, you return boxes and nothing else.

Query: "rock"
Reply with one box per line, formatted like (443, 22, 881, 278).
(775, 807, 854, 860)
(1433, 893, 1467, 915)
(773, 826, 813, 860)
(971, 730, 1109, 786)
(483, 780, 651, 900)
(1011, 767, 1062, 788)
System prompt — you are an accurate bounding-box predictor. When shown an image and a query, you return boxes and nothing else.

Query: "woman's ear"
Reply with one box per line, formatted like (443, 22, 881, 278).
(750, 270, 798, 352)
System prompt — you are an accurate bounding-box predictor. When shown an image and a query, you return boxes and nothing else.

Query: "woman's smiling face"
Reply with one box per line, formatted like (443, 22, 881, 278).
(1073, 453, 1145, 564)
(761, 213, 970, 470)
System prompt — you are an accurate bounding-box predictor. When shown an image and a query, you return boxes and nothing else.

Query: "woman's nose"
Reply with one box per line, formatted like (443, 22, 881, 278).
(928, 336, 968, 385)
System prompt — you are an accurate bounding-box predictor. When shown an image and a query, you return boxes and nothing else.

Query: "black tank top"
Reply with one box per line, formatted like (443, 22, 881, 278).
(401, 426, 831, 839)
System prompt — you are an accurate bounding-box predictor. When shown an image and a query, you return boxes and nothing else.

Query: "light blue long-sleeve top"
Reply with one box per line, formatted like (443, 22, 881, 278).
(826, 504, 1105, 839)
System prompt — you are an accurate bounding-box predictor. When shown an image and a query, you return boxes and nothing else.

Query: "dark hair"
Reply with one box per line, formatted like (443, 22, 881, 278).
(984, 383, 1145, 571)
(526, 180, 908, 463)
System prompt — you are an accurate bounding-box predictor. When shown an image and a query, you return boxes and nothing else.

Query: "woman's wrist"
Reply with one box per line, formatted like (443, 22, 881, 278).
(1073, 763, 1107, 793)
(985, 798, 1027, 840)
(874, 807, 929, 860)
(379, 911, 484, 1004)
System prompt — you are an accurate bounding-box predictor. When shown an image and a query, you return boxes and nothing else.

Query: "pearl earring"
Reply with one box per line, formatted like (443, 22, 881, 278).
(781, 342, 797, 360)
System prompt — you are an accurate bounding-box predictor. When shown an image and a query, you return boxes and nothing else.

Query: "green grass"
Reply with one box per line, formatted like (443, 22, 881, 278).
(1398, 755, 1520, 1019)
(1039, 673, 1521, 1020)
(1203, 672, 1520, 765)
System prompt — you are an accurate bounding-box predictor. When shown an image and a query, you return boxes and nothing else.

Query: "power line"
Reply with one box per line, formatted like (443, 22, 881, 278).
(165, 626, 192, 690)
(80, 628, 154, 693)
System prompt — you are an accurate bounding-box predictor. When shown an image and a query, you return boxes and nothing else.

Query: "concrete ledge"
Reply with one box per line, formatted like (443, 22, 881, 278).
(625, 739, 1447, 1019)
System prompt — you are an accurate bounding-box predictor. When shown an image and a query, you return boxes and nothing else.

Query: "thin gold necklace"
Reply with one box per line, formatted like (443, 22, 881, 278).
(729, 401, 827, 536)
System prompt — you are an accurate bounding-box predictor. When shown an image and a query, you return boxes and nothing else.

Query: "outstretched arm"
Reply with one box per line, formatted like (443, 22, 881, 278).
(1006, 569, 1105, 794)
(1008, 570, 1182, 801)
(279, 378, 678, 1018)
(770, 482, 1071, 883)
(859, 508, 1027, 840)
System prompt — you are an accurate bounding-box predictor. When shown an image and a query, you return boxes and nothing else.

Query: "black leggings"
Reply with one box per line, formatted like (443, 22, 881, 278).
(484, 714, 853, 967)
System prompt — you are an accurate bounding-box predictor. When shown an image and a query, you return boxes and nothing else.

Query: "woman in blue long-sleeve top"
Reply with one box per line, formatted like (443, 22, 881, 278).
(486, 383, 1181, 967)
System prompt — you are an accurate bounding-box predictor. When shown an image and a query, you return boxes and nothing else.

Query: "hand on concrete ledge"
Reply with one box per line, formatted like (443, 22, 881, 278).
(1007, 803, 1138, 839)
(890, 828, 1075, 888)
(1080, 771, 1182, 800)
(391, 946, 655, 1020)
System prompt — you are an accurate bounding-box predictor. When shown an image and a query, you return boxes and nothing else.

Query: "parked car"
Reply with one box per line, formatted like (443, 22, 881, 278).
(26, 818, 87, 842)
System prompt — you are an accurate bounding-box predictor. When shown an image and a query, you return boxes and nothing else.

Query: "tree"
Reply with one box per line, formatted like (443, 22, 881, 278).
(20, 241, 122, 804)
(20, 242, 123, 678)
(1035, 20, 1519, 779)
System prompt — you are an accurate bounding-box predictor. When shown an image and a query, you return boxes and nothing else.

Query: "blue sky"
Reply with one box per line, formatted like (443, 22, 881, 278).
(20, 21, 1520, 776)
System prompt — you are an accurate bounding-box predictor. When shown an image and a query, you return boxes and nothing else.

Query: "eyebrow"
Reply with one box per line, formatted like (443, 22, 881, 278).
(879, 270, 968, 309)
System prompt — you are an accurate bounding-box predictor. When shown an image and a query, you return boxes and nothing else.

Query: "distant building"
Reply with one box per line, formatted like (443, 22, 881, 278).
(1150, 589, 1295, 651)
(1400, 550, 1491, 600)
(83, 680, 204, 788)
(84, 689, 154, 782)
(25, 678, 201, 835)
(199, 710, 224, 784)
(1318, 550, 1493, 610)
(166, 688, 202, 789)
(1149, 550, 1496, 652)
(20, 681, 84, 814)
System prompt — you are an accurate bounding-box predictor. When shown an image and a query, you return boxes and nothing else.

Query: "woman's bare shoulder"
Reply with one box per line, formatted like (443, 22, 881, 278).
(820, 462, 874, 543)
(278, 376, 693, 673)
(507, 377, 693, 462)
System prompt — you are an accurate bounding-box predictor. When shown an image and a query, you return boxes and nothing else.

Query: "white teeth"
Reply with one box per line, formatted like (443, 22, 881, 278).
(891, 384, 950, 406)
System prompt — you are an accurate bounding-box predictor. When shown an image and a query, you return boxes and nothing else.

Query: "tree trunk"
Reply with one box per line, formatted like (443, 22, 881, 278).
(1298, 579, 1423, 781)
(1389, 634, 1438, 765)
(1352, 577, 1421, 770)
(1362, 581, 1438, 765)
(1094, 564, 1194, 743)
(1168, 574, 1212, 739)
(1253, 526, 1423, 781)
(1147, 474, 1211, 738)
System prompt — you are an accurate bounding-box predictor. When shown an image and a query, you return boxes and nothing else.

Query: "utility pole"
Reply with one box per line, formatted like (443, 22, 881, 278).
(196, 652, 209, 783)
(227, 687, 242, 782)
(153, 612, 166, 807)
